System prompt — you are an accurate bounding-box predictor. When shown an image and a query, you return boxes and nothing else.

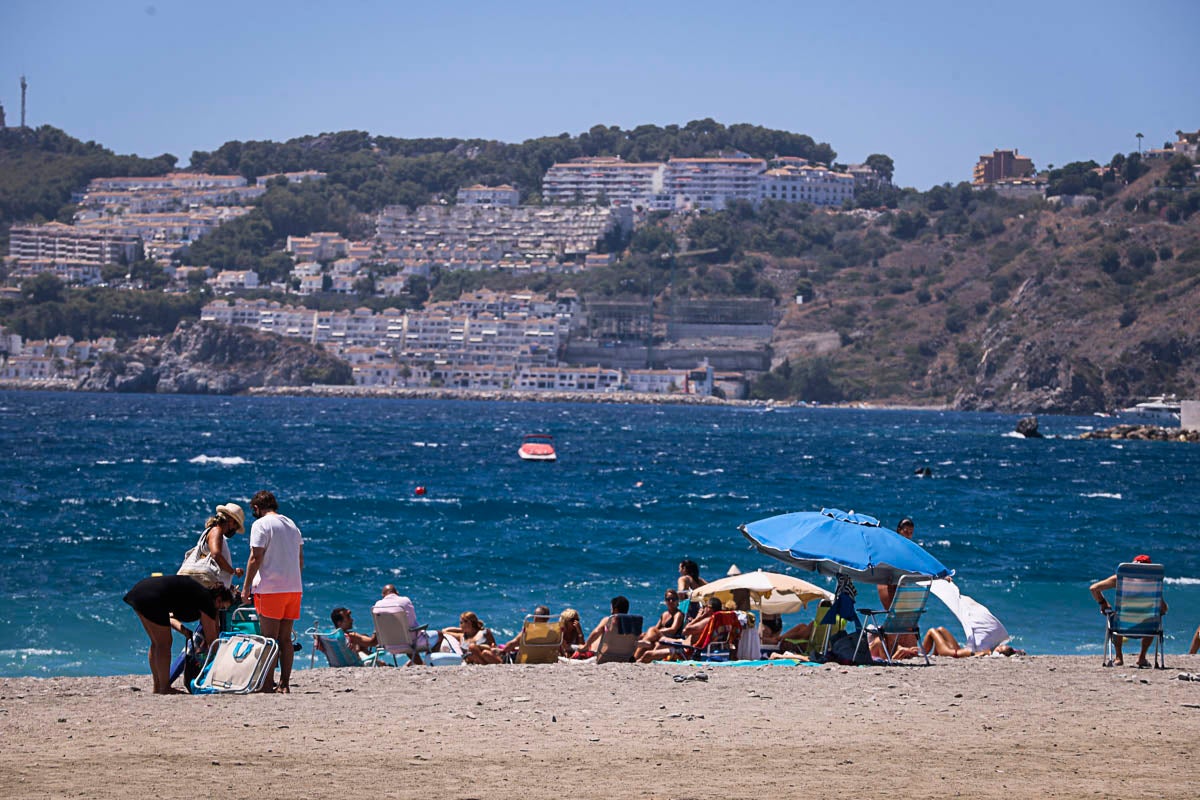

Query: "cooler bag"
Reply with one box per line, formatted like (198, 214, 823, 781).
(190, 632, 279, 694)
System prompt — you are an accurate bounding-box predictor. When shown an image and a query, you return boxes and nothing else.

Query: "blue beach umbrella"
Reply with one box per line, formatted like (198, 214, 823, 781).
(739, 508, 953, 586)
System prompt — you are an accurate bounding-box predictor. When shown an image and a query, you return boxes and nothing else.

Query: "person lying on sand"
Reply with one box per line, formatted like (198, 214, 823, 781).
(910, 626, 1025, 658)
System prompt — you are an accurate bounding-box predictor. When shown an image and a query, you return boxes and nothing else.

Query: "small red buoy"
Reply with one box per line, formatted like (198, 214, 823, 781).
(414, 486, 426, 497)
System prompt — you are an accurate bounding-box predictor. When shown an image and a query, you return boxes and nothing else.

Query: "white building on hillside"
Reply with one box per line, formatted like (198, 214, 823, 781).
(457, 184, 520, 206)
(664, 156, 766, 211)
(542, 157, 668, 209)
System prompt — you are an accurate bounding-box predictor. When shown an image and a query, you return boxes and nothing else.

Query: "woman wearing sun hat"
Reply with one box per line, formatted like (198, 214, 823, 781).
(199, 502, 245, 589)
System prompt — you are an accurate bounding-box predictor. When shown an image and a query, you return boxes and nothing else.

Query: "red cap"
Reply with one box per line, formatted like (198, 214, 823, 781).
(1133, 554, 1151, 563)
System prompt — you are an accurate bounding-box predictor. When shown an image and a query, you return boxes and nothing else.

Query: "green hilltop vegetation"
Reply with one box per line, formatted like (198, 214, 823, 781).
(1, 123, 1199, 412)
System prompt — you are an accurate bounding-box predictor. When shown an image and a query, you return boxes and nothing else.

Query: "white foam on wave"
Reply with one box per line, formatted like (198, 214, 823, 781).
(692, 468, 725, 476)
(1001, 431, 1026, 439)
(188, 455, 251, 466)
(0, 648, 67, 657)
(95, 459, 116, 465)
(1082, 492, 1122, 500)
(1165, 577, 1200, 586)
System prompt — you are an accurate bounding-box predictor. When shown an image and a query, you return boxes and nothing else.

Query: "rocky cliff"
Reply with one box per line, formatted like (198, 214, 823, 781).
(76, 320, 353, 394)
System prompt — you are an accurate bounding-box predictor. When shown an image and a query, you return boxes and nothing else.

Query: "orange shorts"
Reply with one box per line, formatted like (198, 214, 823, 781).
(254, 591, 302, 621)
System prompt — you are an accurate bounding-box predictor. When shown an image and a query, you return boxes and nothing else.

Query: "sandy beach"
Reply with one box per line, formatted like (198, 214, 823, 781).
(2, 655, 1198, 799)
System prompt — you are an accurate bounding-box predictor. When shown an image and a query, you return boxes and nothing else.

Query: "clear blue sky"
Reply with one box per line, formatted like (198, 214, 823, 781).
(2, 1, 1196, 189)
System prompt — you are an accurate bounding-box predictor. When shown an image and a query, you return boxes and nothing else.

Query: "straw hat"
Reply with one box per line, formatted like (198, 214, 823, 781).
(216, 503, 245, 533)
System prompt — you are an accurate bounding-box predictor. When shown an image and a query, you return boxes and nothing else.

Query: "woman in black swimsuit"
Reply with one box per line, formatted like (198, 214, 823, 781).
(123, 575, 233, 694)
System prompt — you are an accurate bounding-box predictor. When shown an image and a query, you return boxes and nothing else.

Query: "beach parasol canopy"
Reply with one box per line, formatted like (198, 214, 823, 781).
(691, 569, 832, 615)
(739, 508, 953, 585)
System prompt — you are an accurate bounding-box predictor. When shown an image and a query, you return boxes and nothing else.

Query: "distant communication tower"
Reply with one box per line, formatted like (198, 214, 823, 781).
(21, 74, 28, 127)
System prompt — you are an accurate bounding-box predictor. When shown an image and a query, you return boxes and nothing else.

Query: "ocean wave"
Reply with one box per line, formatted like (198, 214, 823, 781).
(1082, 492, 1122, 499)
(188, 455, 251, 466)
(0, 648, 68, 657)
(1165, 577, 1200, 586)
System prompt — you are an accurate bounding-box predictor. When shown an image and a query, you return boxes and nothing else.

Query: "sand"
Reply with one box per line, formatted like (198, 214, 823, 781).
(2, 655, 1199, 799)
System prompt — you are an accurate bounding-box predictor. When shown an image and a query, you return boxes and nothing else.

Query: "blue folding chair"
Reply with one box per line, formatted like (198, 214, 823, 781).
(1104, 562, 1166, 669)
(853, 574, 931, 665)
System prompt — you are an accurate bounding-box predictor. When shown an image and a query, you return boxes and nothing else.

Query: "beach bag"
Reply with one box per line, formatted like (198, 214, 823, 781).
(177, 529, 223, 588)
(827, 630, 874, 666)
(190, 632, 278, 694)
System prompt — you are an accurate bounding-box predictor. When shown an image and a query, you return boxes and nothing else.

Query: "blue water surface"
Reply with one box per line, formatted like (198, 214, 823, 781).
(2, 390, 1198, 676)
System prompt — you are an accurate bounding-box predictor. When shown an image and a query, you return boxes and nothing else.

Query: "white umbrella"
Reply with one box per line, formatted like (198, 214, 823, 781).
(691, 570, 832, 615)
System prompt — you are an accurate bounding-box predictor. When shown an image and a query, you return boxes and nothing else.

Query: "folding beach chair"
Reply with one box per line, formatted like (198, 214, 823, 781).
(514, 615, 564, 664)
(373, 607, 434, 666)
(596, 614, 643, 664)
(694, 610, 742, 662)
(304, 627, 380, 668)
(1104, 561, 1166, 669)
(853, 574, 931, 665)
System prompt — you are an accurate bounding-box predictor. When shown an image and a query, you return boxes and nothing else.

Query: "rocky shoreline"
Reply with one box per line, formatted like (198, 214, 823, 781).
(1079, 423, 1200, 442)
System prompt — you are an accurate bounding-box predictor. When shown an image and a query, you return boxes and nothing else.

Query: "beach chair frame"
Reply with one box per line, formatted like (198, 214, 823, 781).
(853, 574, 931, 665)
(372, 608, 433, 666)
(1104, 562, 1166, 669)
(596, 614, 643, 664)
(515, 615, 564, 664)
(304, 626, 380, 668)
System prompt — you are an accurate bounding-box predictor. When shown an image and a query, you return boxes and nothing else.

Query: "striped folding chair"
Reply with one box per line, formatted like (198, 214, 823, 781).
(1105, 562, 1166, 669)
(854, 575, 931, 665)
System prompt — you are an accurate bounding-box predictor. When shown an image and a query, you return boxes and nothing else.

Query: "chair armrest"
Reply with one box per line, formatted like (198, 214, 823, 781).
(409, 623, 429, 633)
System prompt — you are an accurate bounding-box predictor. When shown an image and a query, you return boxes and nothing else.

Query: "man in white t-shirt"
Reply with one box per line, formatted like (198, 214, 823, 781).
(243, 490, 304, 692)
(372, 584, 428, 663)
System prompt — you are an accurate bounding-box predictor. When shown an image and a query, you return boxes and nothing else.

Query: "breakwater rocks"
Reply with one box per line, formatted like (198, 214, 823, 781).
(1080, 424, 1200, 442)
(249, 384, 740, 406)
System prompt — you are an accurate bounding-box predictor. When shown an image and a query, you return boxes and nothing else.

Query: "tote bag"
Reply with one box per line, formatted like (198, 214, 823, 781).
(178, 529, 223, 588)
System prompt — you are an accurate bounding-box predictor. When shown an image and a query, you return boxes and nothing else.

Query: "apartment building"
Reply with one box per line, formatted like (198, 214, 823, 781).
(211, 270, 260, 290)
(758, 162, 855, 207)
(89, 173, 249, 192)
(973, 149, 1034, 185)
(542, 157, 668, 209)
(7, 222, 141, 266)
(376, 204, 632, 271)
(457, 184, 520, 206)
(72, 207, 253, 262)
(664, 156, 767, 211)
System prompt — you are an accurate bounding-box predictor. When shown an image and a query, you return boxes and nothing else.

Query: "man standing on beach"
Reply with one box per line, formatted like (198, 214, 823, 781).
(243, 490, 304, 692)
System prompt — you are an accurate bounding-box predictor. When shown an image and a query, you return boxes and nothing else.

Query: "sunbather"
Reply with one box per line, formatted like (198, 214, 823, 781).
(633, 589, 685, 660)
(637, 596, 721, 662)
(581, 596, 631, 654)
(442, 611, 502, 665)
(329, 607, 376, 654)
(559, 608, 585, 656)
(1090, 554, 1168, 668)
(910, 626, 1025, 658)
(498, 605, 551, 661)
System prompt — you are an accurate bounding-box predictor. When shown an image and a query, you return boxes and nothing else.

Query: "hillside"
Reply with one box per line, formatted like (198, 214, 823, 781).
(760, 161, 1200, 412)
(2, 125, 1198, 411)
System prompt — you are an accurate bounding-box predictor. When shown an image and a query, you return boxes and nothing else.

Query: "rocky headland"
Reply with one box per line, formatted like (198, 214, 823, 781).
(74, 320, 352, 394)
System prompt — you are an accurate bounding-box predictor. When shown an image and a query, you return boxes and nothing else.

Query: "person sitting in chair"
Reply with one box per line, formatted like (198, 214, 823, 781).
(330, 607, 376, 654)
(634, 589, 686, 661)
(637, 596, 723, 662)
(498, 605, 552, 662)
(1090, 554, 1167, 668)
(373, 584, 430, 665)
(581, 596, 632, 655)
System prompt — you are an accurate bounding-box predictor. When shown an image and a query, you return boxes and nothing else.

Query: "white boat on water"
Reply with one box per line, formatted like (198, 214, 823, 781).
(1114, 395, 1182, 426)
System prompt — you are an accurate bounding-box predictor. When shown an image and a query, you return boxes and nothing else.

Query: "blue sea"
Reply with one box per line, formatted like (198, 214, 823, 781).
(3, 389, 1199, 677)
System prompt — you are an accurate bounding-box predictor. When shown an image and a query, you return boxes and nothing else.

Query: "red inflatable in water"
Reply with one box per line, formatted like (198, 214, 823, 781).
(414, 486, 426, 497)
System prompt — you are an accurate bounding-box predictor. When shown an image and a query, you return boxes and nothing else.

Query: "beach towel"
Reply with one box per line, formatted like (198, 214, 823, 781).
(929, 579, 1010, 653)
